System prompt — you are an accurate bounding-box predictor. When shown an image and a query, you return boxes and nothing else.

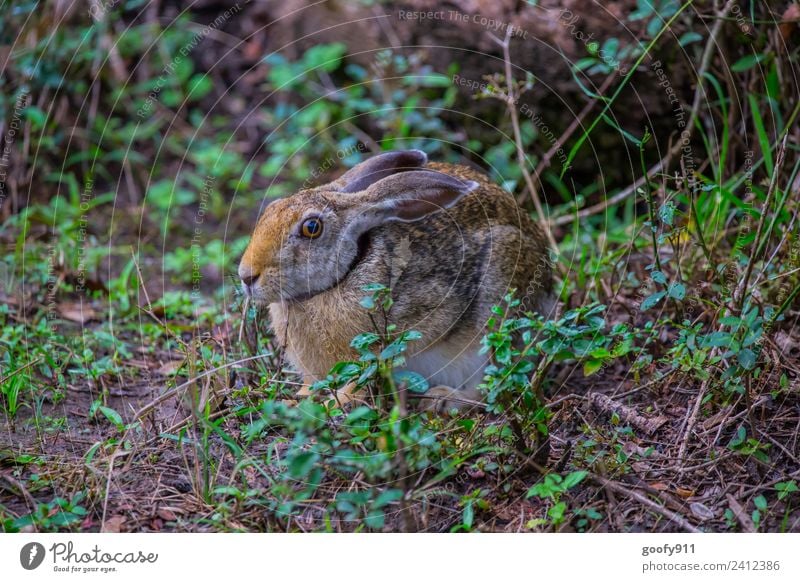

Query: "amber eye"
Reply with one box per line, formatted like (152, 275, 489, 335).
(301, 217, 323, 239)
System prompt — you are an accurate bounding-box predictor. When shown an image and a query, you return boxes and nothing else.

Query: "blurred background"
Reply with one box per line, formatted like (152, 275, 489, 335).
(1, 0, 797, 301)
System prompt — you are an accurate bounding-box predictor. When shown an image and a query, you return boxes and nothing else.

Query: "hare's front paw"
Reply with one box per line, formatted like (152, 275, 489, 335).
(417, 385, 479, 413)
(294, 382, 368, 407)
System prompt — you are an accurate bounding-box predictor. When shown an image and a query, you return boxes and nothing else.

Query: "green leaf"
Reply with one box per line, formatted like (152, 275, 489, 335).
(362, 283, 387, 293)
(701, 331, 733, 348)
(678, 31, 703, 46)
(380, 341, 408, 360)
(24, 105, 48, 130)
(417, 73, 452, 88)
(719, 316, 743, 326)
(668, 282, 686, 300)
(728, 426, 747, 449)
(304, 43, 347, 73)
(187, 75, 213, 100)
(658, 202, 676, 226)
(775, 480, 798, 501)
(393, 370, 429, 394)
(346, 406, 377, 424)
(754, 495, 768, 511)
(351, 333, 380, 351)
(462, 501, 474, 529)
(288, 451, 318, 479)
(402, 330, 423, 342)
(641, 290, 666, 310)
(562, 470, 588, 490)
(374, 489, 404, 508)
(98, 406, 123, 429)
(731, 53, 767, 73)
(548, 501, 567, 523)
(364, 510, 385, 530)
(737, 348, 757, 370)
(630, 0, 656, 20)
(583, 359, 604, 377)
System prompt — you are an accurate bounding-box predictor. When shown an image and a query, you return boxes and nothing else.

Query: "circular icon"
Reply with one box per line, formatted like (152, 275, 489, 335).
(20, 542, 46, 570)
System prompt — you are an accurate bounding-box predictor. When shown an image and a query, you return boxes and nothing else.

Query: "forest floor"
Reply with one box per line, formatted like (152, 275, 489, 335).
(3, 220, 800, 532)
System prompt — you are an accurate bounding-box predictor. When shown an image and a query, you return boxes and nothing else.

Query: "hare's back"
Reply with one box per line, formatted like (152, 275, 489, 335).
(375, 163, 552, 338)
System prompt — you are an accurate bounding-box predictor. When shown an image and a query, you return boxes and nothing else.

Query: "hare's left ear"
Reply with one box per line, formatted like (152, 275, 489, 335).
(348, 170, 477, 225)
(335, 150, 428, 193)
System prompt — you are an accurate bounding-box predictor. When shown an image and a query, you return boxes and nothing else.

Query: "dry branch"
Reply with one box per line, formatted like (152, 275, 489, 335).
(589, 392, 668, 436)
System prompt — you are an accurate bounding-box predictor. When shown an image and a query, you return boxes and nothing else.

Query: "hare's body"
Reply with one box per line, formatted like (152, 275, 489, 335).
(240, 152, 555, 408)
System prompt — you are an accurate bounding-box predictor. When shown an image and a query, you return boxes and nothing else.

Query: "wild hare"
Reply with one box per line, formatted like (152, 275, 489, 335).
(238, 150, 556, 411)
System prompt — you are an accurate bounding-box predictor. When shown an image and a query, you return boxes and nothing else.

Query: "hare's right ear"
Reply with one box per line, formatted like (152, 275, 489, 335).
(345, 170, 477, 230)
(335, 150, 428, 193)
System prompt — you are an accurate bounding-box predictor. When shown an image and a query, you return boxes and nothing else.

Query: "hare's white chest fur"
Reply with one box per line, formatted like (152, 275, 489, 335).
(404, 341, 488, 397)
(271, 297, 487, 401)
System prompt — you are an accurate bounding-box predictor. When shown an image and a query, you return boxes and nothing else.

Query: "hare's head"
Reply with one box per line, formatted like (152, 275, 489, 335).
(238, 150, 477, 305)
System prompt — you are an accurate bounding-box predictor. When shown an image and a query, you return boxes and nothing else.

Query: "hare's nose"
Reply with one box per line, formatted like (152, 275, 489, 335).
(239, 267, 260, 287)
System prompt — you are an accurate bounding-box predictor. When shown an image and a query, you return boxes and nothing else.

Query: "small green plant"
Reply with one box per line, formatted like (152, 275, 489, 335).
(451, 488, 490, 533)
(526, 471, 588, 527)
(309, 283, 429, 407)
(230, 285, 447, 529)
(2, 492, 88, 533)
(727, 426, 771, 464)
(751, 494, 768, 530)
(480, 293, 551, 461)
(0, 364, 28, 417)
(775, 480, 798, 501)
(573, 506, 604, 532)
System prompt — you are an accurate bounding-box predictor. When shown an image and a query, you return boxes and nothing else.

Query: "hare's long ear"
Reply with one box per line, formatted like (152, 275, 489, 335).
(335, 150, 428, 193)
(344, 170, 477, 233)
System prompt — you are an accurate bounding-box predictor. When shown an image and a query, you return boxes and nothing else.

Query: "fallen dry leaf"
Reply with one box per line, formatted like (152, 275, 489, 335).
(57, 302, 97, 323)
(102, 515, 127, 533)
(690, 501, 715, 521)
(157, 360, 184, 376)
(157, 508, 177, 521)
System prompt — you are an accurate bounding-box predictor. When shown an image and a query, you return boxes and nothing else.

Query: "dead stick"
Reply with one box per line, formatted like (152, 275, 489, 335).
(592, 474, 703, 533)
(589, 392, 667, 435)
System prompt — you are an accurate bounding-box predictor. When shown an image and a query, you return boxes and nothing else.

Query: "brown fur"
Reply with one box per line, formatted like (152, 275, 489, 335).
(239, 151, 556, 407)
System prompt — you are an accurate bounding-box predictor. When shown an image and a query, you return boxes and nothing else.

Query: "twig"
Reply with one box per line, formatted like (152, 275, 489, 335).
(0, 358, 42, 385)
(735, 134, 789, 309)
(589, 392, 668, 436)
(725, 494, 756, 532)
(491, 28, 559, 254)
(677, 374, 713, 466)
(0, 473, 37, 512)
(100, 449, 127, 532)
(130, 354, 273, 423)
(237, 295, 250, 345)
(591, 474, 703, 533)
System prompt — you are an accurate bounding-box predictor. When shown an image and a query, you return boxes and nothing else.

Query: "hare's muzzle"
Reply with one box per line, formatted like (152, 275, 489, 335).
(238, 265, 260, 294)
